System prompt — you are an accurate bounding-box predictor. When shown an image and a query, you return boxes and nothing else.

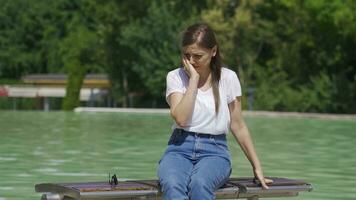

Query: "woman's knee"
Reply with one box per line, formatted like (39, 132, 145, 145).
(188, 169, 230, 193)
(188, 177, 215, 200)
(189, 176, 214, 191)
(160, 174, 188, 190)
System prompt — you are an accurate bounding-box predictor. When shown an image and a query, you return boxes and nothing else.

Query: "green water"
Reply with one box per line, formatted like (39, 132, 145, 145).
(0, 111, 355, 200)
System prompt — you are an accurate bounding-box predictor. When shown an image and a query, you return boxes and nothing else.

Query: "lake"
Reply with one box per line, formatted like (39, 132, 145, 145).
(0, 111, 355, 199)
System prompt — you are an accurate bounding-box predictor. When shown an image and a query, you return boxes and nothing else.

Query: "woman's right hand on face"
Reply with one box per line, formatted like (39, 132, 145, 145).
(182, 58, 199, 80)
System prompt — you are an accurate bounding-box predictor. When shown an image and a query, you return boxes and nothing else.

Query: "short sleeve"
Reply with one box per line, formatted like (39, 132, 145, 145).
(166, 71, 184, 104)
(226, 71, 242, 103)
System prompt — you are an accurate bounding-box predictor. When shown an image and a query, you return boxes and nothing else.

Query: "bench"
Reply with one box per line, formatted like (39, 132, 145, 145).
(35, 177, 312, 200)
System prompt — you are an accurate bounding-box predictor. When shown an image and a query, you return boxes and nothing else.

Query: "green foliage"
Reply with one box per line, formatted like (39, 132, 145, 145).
(0, 0, 44, 77)
(299, 72, 333, 112)
(0, 0, 355, 112)
(91, 0, 151, 106)
(120, 0, 201, 98)
(201, 0, 356, 113)
(60, 31, 88, 111)
(0, 97, 38, 110)
(59, 1, 101, 110)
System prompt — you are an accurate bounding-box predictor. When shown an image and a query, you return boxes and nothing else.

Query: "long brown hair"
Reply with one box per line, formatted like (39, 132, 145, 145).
(182, 23, 222, 114)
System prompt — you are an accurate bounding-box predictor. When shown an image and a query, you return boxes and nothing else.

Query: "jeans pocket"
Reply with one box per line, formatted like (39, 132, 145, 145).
(211, 137, 228, 151)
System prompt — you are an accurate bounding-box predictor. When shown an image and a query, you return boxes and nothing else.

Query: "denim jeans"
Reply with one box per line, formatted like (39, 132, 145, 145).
(158, 129, 232, 200)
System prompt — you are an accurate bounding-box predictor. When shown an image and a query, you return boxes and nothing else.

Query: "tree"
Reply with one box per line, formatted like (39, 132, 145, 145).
(201, 0, 356, 113)
(1, 0, 355, 112)
(89, 0, 150, 107)
(120, 0, 203, 105)
(60, 26, 98, 110)
(0, 0, 50, 78)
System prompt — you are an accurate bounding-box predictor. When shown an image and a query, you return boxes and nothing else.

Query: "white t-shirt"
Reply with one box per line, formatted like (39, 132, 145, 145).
(166, 67, 242, 135)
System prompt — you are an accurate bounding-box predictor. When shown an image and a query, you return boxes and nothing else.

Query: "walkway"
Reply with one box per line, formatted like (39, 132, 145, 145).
(74, 107, 356, 120)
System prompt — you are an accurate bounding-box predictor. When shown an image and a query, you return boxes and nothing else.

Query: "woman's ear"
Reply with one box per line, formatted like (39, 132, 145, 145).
(212, 45, 217, 57)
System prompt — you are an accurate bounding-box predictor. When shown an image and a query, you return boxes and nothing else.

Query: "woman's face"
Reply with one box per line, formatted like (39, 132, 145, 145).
(182, 43, 216, 70)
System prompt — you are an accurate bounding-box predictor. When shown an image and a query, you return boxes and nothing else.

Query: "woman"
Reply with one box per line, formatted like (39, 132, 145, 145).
(158, 23, 272, 200)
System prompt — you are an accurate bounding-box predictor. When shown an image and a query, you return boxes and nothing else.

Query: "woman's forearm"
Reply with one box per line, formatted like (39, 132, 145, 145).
(171, 77, 199, 126)
(231, 120, 272, 188)
(231, 122, 262, 170)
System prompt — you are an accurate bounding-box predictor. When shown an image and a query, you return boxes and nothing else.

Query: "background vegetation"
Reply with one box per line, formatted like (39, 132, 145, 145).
(0, 0, 355, 113)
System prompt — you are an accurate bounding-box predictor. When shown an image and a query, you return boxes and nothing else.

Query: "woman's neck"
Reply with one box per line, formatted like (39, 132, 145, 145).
(197, 68, 211, 87)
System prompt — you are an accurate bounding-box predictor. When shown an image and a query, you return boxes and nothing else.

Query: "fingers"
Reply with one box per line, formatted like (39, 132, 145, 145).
(253, 173, 273, 189)
(253, 168, 273, 189)
(182, 58, 190, 77)
(260, 178, 269, 189)
(259, 177, 274, 189)
(183, 58, 193, 69)
(265, 178, 274, 184)
(182, 57, 197, 79)
(182, 57, 199, 80)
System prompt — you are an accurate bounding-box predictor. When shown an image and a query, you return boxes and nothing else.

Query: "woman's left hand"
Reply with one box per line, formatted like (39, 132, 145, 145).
(253, 168, 274, 189)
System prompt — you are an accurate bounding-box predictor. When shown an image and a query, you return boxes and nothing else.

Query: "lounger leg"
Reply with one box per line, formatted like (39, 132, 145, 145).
(41, 193, 64, 200)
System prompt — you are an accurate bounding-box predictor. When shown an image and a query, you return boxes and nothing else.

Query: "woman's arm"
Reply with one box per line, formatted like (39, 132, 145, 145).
(168, 78, 198, 127)
(168, 58, 199, 127)
(228, 97, 273, 189)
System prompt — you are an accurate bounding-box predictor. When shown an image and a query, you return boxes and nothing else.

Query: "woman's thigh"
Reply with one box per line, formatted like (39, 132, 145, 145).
(189, 156, 231, 190)
(158, 152, 193, 185)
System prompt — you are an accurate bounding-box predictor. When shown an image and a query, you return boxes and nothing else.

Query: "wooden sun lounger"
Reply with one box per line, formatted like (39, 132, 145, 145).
(35, 177, 312, 200)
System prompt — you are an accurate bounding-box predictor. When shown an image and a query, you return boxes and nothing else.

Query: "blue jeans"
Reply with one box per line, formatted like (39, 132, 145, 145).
(158, 129, 232, 200)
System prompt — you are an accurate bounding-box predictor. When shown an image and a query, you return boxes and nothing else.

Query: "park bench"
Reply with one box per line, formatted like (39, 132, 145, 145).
(35, 177, 312, 200)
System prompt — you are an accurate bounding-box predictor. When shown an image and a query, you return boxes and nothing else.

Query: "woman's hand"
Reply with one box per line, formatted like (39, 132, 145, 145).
(253, 168, 274, 189)
(182, 57, 199, 80)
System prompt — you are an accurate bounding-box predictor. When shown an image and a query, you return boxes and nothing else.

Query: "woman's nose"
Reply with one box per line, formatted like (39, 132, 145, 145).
(189, 57, 195, 64)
